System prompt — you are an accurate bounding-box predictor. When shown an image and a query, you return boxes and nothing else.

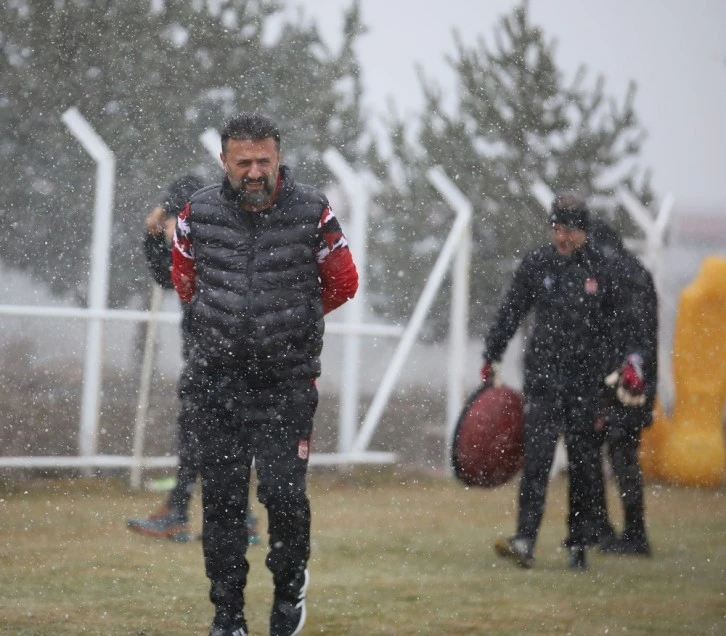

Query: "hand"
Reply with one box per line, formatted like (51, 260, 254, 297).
(480, 360, 501, 387)
(621, 355, 645, 395)
(163, 216, 177, 242)
(604, 354, 646, 407)
(145, 205, 166, 235)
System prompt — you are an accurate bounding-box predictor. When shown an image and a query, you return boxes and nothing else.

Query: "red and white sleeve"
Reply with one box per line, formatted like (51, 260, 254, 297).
(315, 206, 358, 314)
(171, 203, 197, 303)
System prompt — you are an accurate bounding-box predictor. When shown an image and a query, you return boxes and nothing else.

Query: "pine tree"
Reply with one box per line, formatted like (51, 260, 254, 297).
(371, 1, 653, 337)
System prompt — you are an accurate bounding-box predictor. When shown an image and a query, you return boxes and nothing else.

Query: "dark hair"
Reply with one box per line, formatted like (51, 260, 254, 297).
(549, 192, 590, 230)
(220, 112, 281, 153)
(163, 174, 205, 216)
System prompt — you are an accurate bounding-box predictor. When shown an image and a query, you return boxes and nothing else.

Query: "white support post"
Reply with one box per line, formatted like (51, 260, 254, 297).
(351, 166, 471, 455)
(530, 178, 555, 212)
(322, 148, 370, 455)
(199, 128, 223, 166)
(62, 107, 115, 467)
(426, 168, 473, 464)
(615, 188, 673, 296)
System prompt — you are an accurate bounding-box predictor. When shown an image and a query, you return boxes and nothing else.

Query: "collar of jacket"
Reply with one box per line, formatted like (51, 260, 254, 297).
(220, 166, 293, 211)
(550, 241, 593, 268)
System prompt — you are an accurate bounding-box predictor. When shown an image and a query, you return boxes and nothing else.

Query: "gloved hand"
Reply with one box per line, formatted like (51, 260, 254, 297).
(480, 360, 501, 387)
(605, 354, 646, 406)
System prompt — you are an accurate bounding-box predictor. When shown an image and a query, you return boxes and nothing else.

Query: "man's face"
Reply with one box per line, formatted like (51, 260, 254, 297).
(551, 223, 587, 256)
(221, 137, 280, 211)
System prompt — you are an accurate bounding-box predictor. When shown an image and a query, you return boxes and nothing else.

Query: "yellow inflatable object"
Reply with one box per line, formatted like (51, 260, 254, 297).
(643, 257, 726, 487)
(639, 400, 667, 480)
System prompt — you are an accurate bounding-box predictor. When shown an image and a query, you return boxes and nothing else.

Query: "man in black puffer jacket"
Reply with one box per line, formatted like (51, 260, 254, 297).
(483, 193, 647, 571)
(590, 219, 657, 557)
(171, 113, 358, 636)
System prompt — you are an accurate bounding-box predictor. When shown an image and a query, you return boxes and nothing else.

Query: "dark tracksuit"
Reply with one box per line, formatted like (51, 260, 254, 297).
(142, 232, 198, 519)
(180, 170, 334, 617)
(193, 368, 317, 615)
(593, 240, 658, 544)
(484, 240, 633, 549)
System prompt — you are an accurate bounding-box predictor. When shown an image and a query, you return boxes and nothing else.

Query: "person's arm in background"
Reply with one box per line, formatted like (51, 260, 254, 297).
(620, 256, 659, 411)
(171, 202, 196, 303)
(604, 253, 652, 407)
(143, 205, 176, 289)
(315, 206, 358, 314)
(483, 252, 538, 368)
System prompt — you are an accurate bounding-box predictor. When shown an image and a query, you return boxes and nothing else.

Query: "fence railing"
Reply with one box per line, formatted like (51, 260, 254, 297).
(0, 108, 474, 484)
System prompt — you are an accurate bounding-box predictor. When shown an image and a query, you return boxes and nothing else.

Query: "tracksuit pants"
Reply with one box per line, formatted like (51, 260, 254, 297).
(195, 373, 317, 616)
(594, 408, 648, 542)
(166, 325, 199, 519)
(166, 392, 200, 519)
(516, 393, 601, 549)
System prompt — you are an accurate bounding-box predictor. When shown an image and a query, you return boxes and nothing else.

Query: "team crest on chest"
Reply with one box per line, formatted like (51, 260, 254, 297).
(584, 277, 598, 294)
(298, 439, 310, 460)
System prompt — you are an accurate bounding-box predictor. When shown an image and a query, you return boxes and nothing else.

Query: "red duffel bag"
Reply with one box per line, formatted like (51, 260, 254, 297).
(451, 384, 525, 488)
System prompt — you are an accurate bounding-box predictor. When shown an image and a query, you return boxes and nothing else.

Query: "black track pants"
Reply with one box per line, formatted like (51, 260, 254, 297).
(595, 413, 647, 541)
(166, 327, 200, 519)
(166, 393, 200, 518)
(516, 394, 601, 548)
(198, 377, 317, 615)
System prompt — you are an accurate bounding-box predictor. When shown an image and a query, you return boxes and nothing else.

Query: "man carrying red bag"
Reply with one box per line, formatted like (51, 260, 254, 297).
(481, 193, 646, 570)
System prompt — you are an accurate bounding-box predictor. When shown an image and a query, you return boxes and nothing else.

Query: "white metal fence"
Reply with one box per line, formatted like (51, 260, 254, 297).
(0, 108, 474, 484)
(0, 107, 673, 483)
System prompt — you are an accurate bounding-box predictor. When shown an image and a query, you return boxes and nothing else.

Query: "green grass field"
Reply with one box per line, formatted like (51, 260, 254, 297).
(0, 468, 724, 635)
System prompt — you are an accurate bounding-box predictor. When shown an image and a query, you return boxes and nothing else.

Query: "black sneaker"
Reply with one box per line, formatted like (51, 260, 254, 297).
(209, 609, 247, 636)
(493, 536, 534, 569)
(568, 545, 588, 570)
(270, 569, 309, 636)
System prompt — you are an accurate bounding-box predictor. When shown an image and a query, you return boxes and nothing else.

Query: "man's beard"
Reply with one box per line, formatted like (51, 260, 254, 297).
(232, 176, 274, 208)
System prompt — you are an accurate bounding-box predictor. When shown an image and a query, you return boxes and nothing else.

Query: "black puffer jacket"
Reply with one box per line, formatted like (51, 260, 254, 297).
(186, 166, 325, 382)
(484, 241, 636, 398)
